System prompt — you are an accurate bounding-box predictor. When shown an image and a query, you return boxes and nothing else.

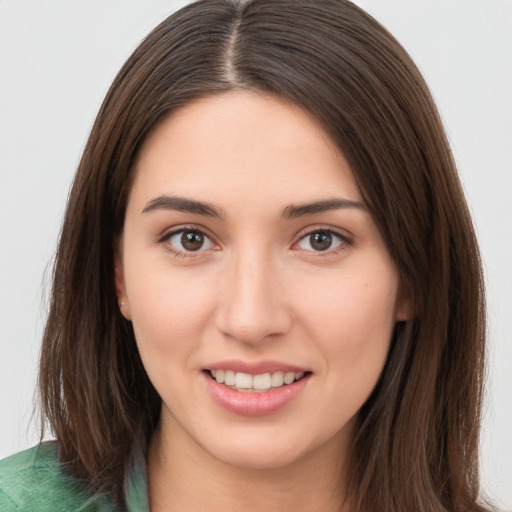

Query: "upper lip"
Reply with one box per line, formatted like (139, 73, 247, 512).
(205, 359, 310, 375)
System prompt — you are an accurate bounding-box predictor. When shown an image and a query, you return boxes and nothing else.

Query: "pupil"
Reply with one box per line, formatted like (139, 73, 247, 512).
(181, 231, 204, 251)
(311, 232, 331, 251)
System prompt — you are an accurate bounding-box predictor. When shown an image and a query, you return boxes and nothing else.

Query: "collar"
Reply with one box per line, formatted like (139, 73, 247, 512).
(124, 444, 150, 512)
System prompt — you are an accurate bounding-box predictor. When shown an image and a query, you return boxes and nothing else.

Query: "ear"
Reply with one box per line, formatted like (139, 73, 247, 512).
(395, 282, 413, 322)
(114, 237, 132, 321)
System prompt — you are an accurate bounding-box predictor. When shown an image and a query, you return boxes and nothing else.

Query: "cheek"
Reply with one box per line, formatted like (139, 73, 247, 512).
(124, 265, 220, 412)
(303, 266, 397, 328)
(297, 262, 398, 378)
(124, 259, 217, 357)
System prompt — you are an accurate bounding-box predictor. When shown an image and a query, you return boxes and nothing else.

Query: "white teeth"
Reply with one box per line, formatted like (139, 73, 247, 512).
(225, 370, 236, 386)
(284, 372, 296, 385)
(252, 373, 272, 390)
(235, 372, 253, 389)
(271, 371, 284, 387)
(209, 369, 306, 391)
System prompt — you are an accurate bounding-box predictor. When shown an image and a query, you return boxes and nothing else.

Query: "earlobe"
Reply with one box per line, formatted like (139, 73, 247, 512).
(114, 241, 132, 321)
(118, 299, 131, 320)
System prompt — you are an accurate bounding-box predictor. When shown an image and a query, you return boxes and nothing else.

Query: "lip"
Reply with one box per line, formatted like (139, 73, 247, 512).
(202, 367, 311, 417)
(205, 359, 309, 375)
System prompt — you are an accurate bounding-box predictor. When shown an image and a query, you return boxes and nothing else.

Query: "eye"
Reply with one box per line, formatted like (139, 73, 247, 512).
(166, 229, 215, 254)
(296, 229, 345, 252)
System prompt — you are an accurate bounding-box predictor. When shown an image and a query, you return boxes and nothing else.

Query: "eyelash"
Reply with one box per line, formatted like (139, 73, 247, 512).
(158, 225, 217, 257)
(158, 226, 352, 257)
(294, 227, 352, 256)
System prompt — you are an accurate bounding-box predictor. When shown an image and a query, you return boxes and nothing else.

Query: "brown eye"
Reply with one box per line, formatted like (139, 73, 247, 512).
(310, 232, 332, 251)
(167, 229, 214, 254)
(297, 230, 344, 252)
(181, 231, 205, 251)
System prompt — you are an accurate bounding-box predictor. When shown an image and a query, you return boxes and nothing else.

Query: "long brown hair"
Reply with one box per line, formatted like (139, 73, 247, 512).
(39, 1, 489, 510)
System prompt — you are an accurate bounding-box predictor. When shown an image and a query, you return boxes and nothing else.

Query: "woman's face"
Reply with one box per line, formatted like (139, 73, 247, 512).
(116, 91, 409, 470)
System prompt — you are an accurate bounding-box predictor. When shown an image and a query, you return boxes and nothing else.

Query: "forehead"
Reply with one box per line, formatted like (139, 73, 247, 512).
(129, 91, 361, 209)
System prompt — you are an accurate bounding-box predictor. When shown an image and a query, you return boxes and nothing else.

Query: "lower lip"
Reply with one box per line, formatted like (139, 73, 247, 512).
(203, 372, 310, 417)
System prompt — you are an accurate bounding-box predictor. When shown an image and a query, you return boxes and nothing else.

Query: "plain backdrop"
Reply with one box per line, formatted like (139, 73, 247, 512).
(1, 1, 511, 509)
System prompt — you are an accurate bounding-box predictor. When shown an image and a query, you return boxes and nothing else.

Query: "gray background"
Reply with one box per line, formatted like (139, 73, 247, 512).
(1, 1, 510, 509)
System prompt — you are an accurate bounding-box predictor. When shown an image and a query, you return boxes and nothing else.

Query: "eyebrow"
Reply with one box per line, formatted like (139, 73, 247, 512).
(282, 198, 365, 219)
(142, 195, 223, 218)
(142, 195, 364, 220)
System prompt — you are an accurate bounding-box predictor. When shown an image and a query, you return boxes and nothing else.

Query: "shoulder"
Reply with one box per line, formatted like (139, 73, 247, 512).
(0, 442, 114, 511)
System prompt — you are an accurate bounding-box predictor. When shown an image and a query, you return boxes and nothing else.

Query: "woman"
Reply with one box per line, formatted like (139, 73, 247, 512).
(0, 0, 493, 511)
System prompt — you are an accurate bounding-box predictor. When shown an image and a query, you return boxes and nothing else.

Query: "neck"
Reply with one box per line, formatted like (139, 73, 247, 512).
(147, 417, 352, 512)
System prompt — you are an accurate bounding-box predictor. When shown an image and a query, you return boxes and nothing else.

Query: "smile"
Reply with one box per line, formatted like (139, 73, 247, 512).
(203, 365, 311, 416)
(209, 369, 305, 393)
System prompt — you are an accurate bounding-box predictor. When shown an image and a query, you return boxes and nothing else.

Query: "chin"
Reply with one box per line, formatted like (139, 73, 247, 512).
(202, 430, 319, 471)
(213, 447, 302, 471)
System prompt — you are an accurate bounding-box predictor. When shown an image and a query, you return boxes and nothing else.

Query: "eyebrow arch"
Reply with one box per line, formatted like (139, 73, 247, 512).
(142, 195, 223, 218)
(282, 198, 365, 219)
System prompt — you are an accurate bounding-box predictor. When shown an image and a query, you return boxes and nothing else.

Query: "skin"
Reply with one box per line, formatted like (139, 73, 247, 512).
(115, 90, 410, 511)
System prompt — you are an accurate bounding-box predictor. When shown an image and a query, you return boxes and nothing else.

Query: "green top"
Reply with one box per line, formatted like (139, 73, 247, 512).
(0, 442, 149, 511)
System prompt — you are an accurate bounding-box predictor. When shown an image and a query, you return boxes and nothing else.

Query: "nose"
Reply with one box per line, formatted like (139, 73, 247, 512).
(214, 247, 292, 346)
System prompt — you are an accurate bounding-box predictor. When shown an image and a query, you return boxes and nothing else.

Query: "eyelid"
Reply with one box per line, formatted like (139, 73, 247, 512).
(158, 224, 219, 256)
(292, 225, 353, 254)
(157, 223, 352, 257)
